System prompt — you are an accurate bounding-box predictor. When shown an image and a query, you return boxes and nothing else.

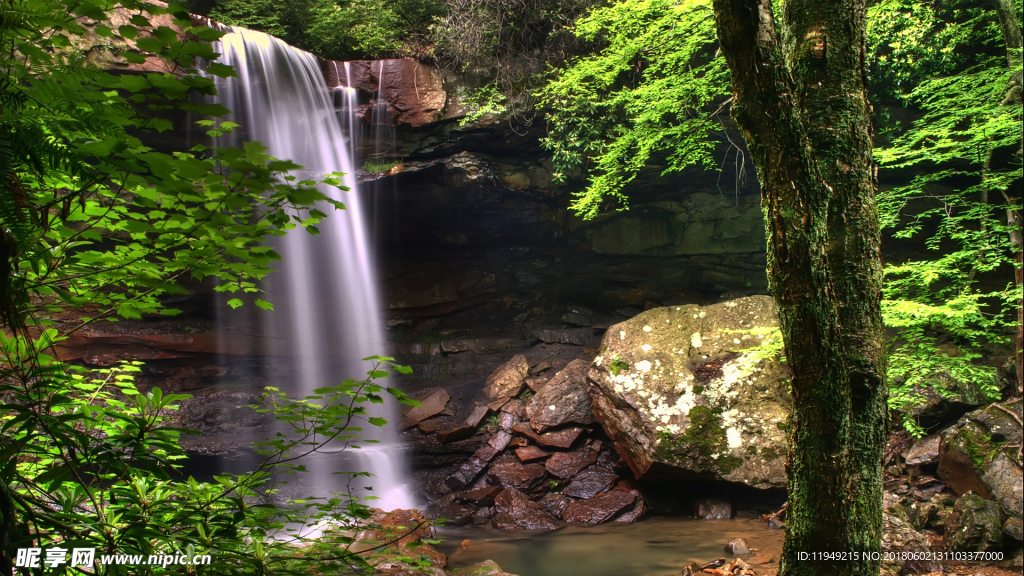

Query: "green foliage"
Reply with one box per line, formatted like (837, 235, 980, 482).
(870, 0, 1022, 435)
(205, 0, 444, 59)
(362, 158, 402, 173)
(538, 0, 731, 219)
(0, 1, 420, 572)
(608, 354, 629, 376)
(458, 85, 508, 126)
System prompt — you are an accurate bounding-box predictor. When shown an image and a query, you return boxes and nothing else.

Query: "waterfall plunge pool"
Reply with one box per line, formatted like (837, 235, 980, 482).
(436, 517, 783, 576)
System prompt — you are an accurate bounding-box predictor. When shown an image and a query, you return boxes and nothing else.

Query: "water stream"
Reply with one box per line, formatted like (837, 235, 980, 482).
(209, 26, 415, 511)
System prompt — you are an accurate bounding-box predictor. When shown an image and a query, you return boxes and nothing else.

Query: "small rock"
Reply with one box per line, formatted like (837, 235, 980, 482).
(545, 448, 599, 479)
(465, 404, 491, 427)
(446, 457, 488, 490)
(491, 487, 560, 531)
(489, 430, 513, 451)
(699, 558, 726, 571)
(488, 456, 549, 492)
(539, 493, 571, 519)
(449, 559, 520, 576)
(501, 399, 527, 418)
(1004, 516, 1023, 543)
(562, 491, 637, 524)
(525, 377, 550, 392)
(562, 465, 619, 499)
(424, 500, 477, 526)
(515, 446, 552, 462)
(525, 359, 596, 432)
(945, 491, 1004, 552)
(437, 426, 476, 444)
(724, 538, 750, 555)
(472, 445, 499, 462)
(530, 360, 553, 375)
(460, 539, 472, 549)
(484, 355, 530, 400)
(882, 512, 942, 574)
(747, 556, 774, 566)
(417, 418, 451, 434)
(400, 388, 450, 428)
(562, 311, 595, 327)
(459, 485, 504, 507)
(767, 517, 785, 530)
(696, 499, 732, 520)
(498, 411, 517, 430)
(902, 434, 941, 466)
(512, 423, 584, 449)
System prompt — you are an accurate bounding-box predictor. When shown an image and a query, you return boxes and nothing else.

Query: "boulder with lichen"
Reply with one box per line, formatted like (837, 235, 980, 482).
(586, 296, 790, 487)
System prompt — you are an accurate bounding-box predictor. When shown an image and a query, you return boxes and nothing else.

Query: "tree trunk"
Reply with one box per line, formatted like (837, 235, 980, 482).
(711, 1, 886, 575)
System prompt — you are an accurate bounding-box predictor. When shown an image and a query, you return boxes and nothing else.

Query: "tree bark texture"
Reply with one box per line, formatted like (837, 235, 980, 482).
(711, 1, 886, 575)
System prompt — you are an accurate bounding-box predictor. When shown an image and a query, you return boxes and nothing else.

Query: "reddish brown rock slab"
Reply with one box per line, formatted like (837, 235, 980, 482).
(539, 493, 571, 519)
(487, 458, 549, 492)
(400, 388, 450, 428)
(487, 398, 510, 412)
(417, 417, 452, 434)
(464, 404, 491, 428)
(491, 488, 560, 531)
(512, 423, 584, 449)
(545, 448, 599, 479)
(489, 430, 513, 451)
(472, 445, 500, 462)
(436, 425, 476, 444)
(614, 495, 646, 523)
(497, 411, 518, 430)
(425, 500, 478, 526)
(525, 359, 595, 432)
(515, 446, 552, 463)
(561, 490, 637, 524)
(458, 485, 504, 507)
(500, 399, 526, 419)
(525, 377, 551, 393)
(483, 355, 529, 400)
(509, 437, 529, 448)
(562, 465, 619, 499)
(446, 457, 488, 490)
(530, 360, 554, 375)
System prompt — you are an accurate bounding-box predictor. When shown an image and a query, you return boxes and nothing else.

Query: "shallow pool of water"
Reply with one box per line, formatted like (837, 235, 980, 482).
(436, 517, 782, 576)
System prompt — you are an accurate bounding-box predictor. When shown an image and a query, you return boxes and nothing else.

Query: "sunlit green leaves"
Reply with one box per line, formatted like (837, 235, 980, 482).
(538, 0, 730, 219)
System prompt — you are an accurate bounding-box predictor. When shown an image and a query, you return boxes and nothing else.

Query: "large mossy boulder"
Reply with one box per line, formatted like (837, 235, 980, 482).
(938, 399, 1023, 518)
(586, 296, 790, 487)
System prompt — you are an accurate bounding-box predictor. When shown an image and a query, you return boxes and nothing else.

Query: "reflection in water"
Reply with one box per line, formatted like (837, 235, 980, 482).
(436, 518, 783, 576)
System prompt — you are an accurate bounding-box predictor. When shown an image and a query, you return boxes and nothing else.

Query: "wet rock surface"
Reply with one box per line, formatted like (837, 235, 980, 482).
(938, 400, 1023, 518)
(945, 492, 1005, 552)
(882, 512, 943, 575)
(525, 359, 595, 432)
(491, 488, 560, 530)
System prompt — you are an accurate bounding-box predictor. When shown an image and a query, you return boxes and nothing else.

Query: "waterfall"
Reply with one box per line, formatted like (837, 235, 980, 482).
(209, 27, 416, 512)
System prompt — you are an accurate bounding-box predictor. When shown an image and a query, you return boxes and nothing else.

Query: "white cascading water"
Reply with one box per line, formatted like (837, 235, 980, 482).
(210, 27, 416, 511)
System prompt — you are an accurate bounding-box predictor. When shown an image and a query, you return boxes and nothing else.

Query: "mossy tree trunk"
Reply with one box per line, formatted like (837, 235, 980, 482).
(711, 1, 886, 575)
